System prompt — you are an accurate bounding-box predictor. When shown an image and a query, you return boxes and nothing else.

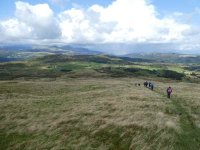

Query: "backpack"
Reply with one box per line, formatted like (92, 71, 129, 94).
(167, 88, 172, 93)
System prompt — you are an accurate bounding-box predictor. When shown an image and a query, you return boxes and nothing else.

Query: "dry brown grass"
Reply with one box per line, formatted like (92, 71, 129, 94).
(0, 77, 199, 149)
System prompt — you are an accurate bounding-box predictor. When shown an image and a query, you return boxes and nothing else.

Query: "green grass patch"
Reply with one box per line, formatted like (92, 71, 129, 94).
(0, 130, 33, 150)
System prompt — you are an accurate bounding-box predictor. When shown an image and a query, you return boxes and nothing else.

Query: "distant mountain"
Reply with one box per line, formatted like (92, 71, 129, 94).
(75, 43, 189, 55)
(124, 53, 200, 63)
(58, 45, 102, 55)
(0, 44, 199, 63)
(0, 44, 32, 51)
(0, 44, 102, 55)
(0, 44, 102, 62)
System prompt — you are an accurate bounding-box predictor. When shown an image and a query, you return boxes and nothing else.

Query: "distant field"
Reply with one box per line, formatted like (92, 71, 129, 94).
(0, 77, 200, 149)
(0, 54, 199, 82)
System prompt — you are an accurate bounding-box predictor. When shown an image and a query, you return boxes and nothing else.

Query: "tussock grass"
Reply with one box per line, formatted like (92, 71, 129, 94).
(0, 77, 199, 149)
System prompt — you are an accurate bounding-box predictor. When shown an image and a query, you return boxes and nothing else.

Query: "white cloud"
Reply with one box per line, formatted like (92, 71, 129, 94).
(0, 0, 199, 53)
(0, 1, 61, 43)
(58, 0, 190, 44)
(58, 8, 107, 43)
(15, 1, 61, 39)
(0, 19, 31, 40)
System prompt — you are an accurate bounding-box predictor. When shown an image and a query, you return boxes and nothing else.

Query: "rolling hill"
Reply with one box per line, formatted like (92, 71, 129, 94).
(0, 48, 200, 149)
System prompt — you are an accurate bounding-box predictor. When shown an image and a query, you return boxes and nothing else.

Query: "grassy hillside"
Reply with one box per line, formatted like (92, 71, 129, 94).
(0, 77, 200, 149)
(0, 54, 199, 81)
(127, 53, 200, 64)
(0, 54, 200, 149)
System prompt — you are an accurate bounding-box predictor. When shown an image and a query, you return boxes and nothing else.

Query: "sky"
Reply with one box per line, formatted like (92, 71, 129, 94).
(0, 0, 200, 53)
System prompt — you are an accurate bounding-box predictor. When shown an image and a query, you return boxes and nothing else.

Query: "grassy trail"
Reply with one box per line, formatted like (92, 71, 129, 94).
(154, 87, 200, 150)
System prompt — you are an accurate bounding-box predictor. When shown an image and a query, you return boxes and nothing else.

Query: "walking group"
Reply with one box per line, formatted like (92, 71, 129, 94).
(136, 81, 173, 98)
(144, 81, 154, 91)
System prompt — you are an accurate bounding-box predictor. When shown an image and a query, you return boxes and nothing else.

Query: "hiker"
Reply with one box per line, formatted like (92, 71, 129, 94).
(148, 82, 151, 88)
(151, 83, 154, 90)
(167, 86, 172, 98)
(144, 81, 148, 87)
